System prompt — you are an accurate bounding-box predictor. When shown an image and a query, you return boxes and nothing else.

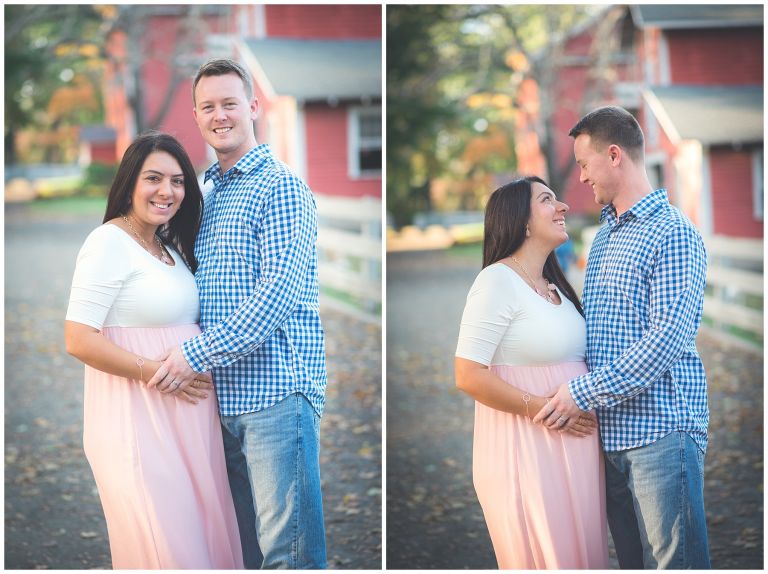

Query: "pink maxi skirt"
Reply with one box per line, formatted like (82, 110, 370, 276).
(473, 361, 608, 569)
(83, 325, 243, 569)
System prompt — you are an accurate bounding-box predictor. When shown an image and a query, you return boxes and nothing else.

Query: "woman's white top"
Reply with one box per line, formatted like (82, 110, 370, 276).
(66, 224, 199, 329)
(455, 262, 586, 366)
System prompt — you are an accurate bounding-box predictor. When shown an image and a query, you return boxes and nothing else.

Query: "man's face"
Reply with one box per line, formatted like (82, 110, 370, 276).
(573, 133, 617, 207)
(193, 73, 258, 160)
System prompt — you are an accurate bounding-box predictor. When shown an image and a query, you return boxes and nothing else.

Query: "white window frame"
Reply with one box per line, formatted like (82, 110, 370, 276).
(752, 147, 763, 221)
(348, 105, 382, 179)
(645, 151, 665, 193)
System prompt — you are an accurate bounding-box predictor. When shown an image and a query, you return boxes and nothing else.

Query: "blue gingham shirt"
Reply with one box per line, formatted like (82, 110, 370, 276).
(569, 189, 709, 453)
(181, 144, 327, 417)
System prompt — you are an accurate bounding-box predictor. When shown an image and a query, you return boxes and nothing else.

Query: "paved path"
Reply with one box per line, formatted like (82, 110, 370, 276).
(387, 249, 763, 569)
(4, 203, 381, 569)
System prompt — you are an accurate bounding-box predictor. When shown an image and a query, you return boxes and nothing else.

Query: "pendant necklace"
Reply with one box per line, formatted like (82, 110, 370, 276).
(511, 256, 557, 303)
(122, 215, 172, 265)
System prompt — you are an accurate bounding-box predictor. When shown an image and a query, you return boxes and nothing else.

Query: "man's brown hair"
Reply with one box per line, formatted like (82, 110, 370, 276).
(192, 58, 254, 106)
(569, 105, 645, 163)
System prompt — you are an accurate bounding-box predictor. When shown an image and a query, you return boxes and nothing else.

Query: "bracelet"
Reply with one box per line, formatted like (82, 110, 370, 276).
(136, 357, 145, 382)
(522, 393, 531, 418)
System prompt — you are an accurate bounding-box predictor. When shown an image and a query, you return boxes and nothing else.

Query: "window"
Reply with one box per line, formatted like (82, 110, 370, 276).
(753, 148, 763, 221)
(349, 106, 382, 179)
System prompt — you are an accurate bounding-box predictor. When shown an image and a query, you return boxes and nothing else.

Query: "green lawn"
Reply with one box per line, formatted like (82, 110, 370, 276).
(446, 241, 482, 260)
(28, 196, 107, 215)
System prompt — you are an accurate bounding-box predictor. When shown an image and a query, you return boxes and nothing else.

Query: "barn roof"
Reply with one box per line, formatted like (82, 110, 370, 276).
(643, 85, 763, 146)
(241, 38, 381, 102)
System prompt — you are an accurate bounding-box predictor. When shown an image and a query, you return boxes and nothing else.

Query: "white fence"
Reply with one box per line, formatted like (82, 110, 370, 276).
(702, 235, 763, 350)
(315, 194, 381, 324)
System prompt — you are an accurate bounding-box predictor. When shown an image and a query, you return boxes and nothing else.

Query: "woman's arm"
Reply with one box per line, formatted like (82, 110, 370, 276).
(455, 357, 596, 437)
(64, 320, 212, 404)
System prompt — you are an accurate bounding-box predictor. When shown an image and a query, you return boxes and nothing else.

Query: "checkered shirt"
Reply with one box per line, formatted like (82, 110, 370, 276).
(181, 144, 327, 417)
(568, 188, 709, 453)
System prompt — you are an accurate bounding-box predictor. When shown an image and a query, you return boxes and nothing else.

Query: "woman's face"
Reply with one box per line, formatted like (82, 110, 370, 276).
(128, 151, 185, 228)
(527, 182, 569, 248)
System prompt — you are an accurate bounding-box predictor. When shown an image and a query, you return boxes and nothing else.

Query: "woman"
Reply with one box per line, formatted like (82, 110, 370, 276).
(454, 176, 608, 569)
(64, 132, 243, 568)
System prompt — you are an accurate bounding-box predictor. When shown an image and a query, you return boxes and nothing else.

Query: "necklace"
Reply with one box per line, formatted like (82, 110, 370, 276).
(511, 256, 557, 303)
(122, 215, 172, 265)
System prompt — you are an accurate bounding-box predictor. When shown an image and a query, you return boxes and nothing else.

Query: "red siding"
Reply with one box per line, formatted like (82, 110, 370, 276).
(141, 15, 231, 170)
(265, 5, 380, 39)
(709, 149, 761, 238)
(667, 28, 763, 85)
(304, 104, 381, 198)
(91, 142, 117, 164)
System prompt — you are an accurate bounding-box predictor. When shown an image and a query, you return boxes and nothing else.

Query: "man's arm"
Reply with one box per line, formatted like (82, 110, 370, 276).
(569, 223, 707, 411)
(148, 173, 316, 390)
(536, 224, 706, 427)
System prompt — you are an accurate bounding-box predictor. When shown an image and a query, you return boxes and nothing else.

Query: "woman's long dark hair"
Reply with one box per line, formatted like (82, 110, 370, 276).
(482, 176, 583, 316)
(103, 131, 202, 272)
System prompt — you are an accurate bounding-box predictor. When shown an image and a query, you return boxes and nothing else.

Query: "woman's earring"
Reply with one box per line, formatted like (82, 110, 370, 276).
(525, 226, 531, 237)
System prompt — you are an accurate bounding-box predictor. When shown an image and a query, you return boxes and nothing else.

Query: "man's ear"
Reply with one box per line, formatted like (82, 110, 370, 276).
(608, 144, 622, 166)
(250, 97, 260, 120)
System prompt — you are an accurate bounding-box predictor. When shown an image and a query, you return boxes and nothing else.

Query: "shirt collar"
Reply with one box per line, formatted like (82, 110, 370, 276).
(203, 143, 271, 184)
(600, 188, 668, 223)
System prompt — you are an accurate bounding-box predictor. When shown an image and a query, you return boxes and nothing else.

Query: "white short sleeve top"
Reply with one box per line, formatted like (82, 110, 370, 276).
(66, 224, 200, 329)
(455, 262, 586, 366)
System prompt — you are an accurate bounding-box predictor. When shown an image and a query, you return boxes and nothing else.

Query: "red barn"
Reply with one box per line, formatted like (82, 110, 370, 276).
(634, 5, 763, 239)
(104, 5, 381, 199)
(520, 4, 763, 239)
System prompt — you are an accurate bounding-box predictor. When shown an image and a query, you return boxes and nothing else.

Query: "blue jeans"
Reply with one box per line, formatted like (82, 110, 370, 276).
(220, 393, 327, 569)
(604, 431, 710, 569)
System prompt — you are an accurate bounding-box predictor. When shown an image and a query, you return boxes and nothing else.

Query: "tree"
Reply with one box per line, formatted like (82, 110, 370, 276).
(386, 5, 616, 225)
(497, 5, 627, 198)
(107, 5, 216, 133)
(4, 5, 218, 163)
(386, 5, 459, 227)
(4, 4, 107, 163)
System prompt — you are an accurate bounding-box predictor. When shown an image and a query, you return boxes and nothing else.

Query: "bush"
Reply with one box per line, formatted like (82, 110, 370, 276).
(81, 162, 118, 197)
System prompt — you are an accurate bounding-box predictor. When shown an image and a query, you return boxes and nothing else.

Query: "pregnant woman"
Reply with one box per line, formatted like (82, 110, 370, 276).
(65, 132, 243, 568)
(455, 176, 608, 569)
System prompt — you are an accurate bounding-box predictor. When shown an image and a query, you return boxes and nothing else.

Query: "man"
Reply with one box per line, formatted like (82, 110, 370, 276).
(533, 106, 710, 568)
(148, 58, 327, 569)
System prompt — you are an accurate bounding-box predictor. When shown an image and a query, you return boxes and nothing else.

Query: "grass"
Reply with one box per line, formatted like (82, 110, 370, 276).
(701, 316, 763, 348)
(27, 196, 107, 215)
(446, 241, 482, 260)
(321, 285, 381, 316)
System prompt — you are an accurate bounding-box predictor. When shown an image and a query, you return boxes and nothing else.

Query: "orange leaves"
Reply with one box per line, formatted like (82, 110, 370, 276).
(47, 75, 98, 120)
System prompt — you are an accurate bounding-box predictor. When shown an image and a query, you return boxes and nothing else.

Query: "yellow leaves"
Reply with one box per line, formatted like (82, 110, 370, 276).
(53, 42, 100, 59)
(505, 49, 529, 72)
(466, 92, 513, 110)
(54, 43, 75, 58)
(93, 5, 118, 20)
(78, 44, 100, 59)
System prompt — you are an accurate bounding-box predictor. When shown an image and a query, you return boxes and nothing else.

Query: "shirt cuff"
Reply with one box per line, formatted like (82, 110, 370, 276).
(182, 335, 210, 373)
(569, 374, 596, 411)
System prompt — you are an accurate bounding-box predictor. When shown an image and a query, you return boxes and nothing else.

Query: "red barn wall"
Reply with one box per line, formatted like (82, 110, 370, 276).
(91, 141, 117, 164)
(141, 14, 230, 170)
(667, 28, 763, 85)
(709, 148, 761, 238)
(304, 103, 381, 198)
(265, 4, 380, 39)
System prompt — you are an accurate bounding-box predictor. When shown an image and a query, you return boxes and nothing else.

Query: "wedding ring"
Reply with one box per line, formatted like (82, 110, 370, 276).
(557, 416, 568, 426)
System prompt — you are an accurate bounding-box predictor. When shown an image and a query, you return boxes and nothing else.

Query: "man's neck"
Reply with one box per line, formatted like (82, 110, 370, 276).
(612, 174, 655, 217)
(217, 141, 259, 174)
